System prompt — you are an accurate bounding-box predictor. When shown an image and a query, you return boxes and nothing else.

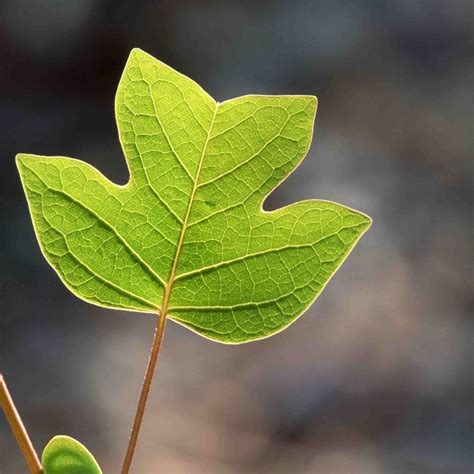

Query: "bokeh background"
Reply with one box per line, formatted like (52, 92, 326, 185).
(1, 1, 472, 473)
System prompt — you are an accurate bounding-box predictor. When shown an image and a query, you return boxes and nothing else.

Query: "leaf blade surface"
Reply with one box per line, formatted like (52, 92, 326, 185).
(42, 435, 102, 474)
(17, 48, 371, 343)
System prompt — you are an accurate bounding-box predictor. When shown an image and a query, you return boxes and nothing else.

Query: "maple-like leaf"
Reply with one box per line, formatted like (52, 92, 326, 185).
(17, 48, 371, 343)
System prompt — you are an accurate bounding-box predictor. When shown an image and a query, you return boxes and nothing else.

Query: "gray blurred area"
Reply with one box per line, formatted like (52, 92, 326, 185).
(0, 1, 472, 473)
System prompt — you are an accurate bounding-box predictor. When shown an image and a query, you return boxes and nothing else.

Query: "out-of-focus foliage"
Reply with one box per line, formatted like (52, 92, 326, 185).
(42, 436, 101, 474)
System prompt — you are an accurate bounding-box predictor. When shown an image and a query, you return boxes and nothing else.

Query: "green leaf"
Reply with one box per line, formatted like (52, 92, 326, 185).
(42, 435, 102, 474)
(16, 48, 371, 343)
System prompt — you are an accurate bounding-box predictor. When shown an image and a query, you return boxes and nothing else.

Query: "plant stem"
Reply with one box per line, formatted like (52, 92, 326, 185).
(121, 312, 167, 474)
(0, 374, 42, 474)
(121, 108, 216, 473)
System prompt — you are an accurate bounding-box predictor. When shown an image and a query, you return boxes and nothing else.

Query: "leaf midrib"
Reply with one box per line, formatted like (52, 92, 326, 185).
(158, 103, 218, 317)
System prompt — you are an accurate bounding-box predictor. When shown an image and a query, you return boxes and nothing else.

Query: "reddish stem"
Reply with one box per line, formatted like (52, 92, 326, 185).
(0, 374, 42, 473)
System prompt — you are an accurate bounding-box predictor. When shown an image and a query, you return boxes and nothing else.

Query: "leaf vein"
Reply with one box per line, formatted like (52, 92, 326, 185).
(27, 166, 167, 289)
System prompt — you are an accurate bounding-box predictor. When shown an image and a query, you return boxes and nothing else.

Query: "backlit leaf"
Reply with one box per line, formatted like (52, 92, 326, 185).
(42, 435, 101, 474)
(17, 48, 371, 343)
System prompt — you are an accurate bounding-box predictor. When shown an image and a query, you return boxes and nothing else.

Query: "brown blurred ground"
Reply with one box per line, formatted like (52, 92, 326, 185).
(0, 1, 472, 473)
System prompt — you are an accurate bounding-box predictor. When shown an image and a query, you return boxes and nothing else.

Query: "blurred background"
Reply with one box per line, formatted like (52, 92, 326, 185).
(1, 1, 472, 472)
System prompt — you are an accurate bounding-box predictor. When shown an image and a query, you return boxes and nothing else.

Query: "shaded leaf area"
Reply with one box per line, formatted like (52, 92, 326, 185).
(17, 49, 370, 343)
